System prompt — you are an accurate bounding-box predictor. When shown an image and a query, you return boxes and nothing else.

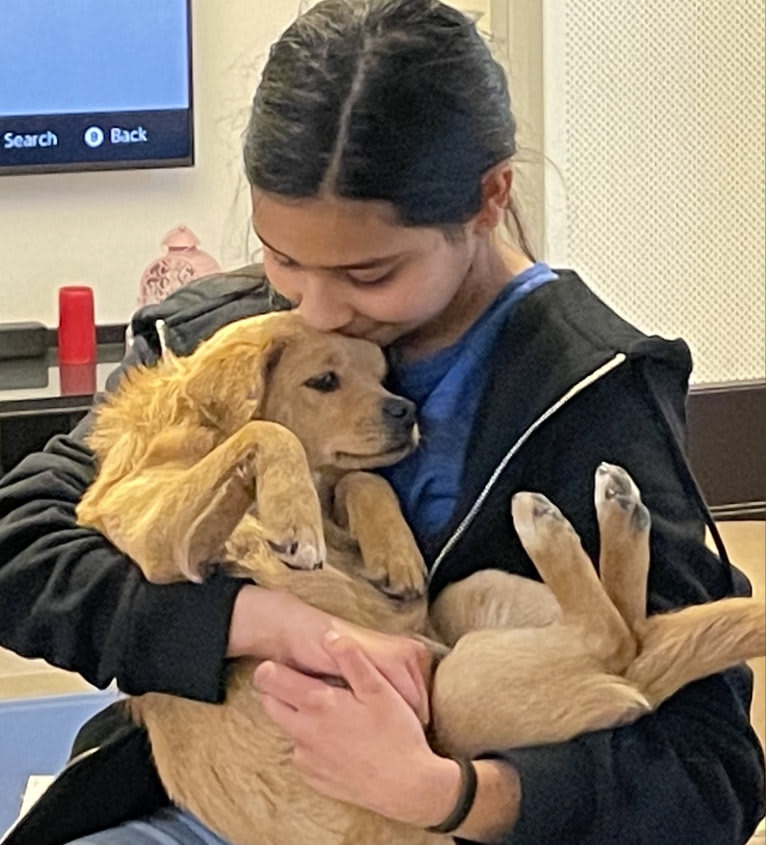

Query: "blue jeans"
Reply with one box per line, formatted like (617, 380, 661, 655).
(64, 807, 230, 845)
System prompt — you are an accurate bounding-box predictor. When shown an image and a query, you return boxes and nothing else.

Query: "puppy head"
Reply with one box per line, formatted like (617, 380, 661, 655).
(182, 312, 418, 471)
(260, 317, 418, 472)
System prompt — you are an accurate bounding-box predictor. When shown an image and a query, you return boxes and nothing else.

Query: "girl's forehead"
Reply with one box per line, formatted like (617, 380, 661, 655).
(251, 187, 439, 266)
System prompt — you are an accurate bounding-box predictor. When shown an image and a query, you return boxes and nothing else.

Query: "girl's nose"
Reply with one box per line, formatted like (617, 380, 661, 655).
(294, 273, 354, 332)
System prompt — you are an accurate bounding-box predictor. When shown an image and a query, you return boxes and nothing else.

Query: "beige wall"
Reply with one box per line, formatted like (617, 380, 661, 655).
(535, 1, 765, 384)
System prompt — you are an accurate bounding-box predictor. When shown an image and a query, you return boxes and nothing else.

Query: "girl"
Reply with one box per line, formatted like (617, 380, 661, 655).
(0, 2, 762, 843)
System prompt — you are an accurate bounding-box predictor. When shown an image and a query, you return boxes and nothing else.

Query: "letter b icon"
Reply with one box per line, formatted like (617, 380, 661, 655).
(84, 127, 104, 148)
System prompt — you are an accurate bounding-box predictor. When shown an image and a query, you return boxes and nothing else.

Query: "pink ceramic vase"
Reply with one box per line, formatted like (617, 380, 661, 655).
(138, 225, 221, 307)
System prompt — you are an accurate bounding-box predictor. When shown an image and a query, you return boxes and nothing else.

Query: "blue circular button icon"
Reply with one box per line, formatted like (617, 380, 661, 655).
(84, 126, 104, 148)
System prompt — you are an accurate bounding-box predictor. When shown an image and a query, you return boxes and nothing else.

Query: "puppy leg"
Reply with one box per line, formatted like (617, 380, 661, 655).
(223, 421, 325, 574)
(431, 625, 650, 758)
(96, 421, 324, 583)
(593, 466, 766, 706)
(595, 463, 651, 635)
(332, 472, 427, 601)
(429, 570, 560, 647)
(626, 597, 766, 707)
(85, 424, 249, 583)
(511, 491, 636, 672)
(595, 464, 766, 707)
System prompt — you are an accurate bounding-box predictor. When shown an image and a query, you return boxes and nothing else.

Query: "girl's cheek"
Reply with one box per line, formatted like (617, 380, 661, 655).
(262, 258, 298, 303)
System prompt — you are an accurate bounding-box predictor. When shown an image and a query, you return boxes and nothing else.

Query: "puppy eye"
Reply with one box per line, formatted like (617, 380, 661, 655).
(303, 371, 340, 393)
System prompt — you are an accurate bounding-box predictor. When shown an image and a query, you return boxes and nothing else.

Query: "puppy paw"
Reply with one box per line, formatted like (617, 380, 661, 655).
(258, 487, 326, 572)
(363, 540, 428, 602)
(593, 463, 651, 635)
(511, 491, 577, 559)
(594, 463, 650, 537)
(266, 531, 325, 571)
(333, 472, 427, 602)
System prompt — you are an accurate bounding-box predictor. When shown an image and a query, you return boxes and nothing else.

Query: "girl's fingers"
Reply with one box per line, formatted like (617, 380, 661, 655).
(253, 660, 328, 710)
(325, 634, 385, 698)
(323, 632, 429, 721)
(259, 691, 302, 734)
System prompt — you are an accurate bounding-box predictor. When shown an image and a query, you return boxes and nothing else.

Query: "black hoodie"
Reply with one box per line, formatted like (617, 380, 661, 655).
(0, 267, 762, 845)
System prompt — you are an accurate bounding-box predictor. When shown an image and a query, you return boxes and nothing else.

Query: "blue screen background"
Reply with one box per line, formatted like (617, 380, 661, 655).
(0, 0, 190, 117)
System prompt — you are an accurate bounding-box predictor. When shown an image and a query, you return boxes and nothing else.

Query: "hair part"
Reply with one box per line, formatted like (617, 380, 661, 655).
(244, 0, 519, 240)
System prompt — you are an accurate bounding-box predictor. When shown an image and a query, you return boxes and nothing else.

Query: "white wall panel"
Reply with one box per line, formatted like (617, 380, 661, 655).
(539, 1, 764, 383)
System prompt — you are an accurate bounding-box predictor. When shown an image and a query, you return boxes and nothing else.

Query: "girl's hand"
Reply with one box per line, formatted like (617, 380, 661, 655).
(328, 620, 433, 724)
(229, 585, 433, 722)
(253, 633, 460, 827)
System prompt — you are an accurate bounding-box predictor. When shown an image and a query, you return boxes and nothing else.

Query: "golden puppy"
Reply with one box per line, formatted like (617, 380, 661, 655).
(77, 311, 765, 845)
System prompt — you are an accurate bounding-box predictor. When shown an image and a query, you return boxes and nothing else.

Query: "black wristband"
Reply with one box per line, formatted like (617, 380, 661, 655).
(425, 758, 478, 835)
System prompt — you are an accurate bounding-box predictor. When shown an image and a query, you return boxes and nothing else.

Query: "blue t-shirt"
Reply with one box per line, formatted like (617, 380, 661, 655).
(380, 262, 557, 550)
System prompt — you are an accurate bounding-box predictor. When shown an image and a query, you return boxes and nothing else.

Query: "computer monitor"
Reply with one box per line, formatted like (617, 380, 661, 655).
(0, 0, 193, 176)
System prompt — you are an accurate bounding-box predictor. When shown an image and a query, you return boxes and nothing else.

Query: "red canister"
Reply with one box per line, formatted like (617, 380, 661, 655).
(58, 286, 96, 364)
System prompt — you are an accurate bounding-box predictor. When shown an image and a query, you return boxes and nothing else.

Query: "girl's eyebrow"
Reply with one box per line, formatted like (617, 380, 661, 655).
(256, 231, 403, 271)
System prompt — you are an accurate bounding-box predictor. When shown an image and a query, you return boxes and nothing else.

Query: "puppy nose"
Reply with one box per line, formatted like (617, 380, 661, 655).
(382, 397, 416, 427)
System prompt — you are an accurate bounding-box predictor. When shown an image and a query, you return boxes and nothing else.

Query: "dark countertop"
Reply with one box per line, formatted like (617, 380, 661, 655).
(0, 343, 125, 418)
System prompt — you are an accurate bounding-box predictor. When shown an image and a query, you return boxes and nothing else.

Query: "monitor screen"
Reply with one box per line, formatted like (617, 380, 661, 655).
(0, 0, 193, 176)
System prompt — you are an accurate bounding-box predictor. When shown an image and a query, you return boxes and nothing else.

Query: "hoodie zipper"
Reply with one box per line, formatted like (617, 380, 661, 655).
(428, 353, 628, 585)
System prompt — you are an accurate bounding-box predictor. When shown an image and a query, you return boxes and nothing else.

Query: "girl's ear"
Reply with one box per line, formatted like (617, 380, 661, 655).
(472, 162, 513, 234)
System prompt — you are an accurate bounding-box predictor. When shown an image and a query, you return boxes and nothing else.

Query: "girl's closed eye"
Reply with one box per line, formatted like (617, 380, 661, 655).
(267, 248, 299, 268)
(346, 268, 397, 287)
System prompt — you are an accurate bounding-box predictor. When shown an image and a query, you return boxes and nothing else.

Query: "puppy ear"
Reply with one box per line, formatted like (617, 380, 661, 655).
(183, 335, 286, 431)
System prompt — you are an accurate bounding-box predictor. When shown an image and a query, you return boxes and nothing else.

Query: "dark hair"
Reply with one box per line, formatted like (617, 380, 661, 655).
(244, 0, 517, 229)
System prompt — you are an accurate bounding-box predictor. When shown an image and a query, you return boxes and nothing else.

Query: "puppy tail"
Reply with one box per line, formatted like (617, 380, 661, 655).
(626, 596, 765, 707)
